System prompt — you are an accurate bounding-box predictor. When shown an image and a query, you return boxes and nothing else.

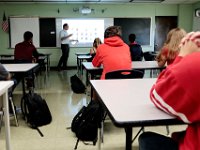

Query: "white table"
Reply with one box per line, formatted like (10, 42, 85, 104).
(3, 63, 38, 72)
(83, 61, 162, 71)
(0, 54, 51, 72)
(75, 52, 91, 75)
(77, 55, 92, 75)
(83, 61, 164, 84)
(3, 63, 38, 95)
(0, 81, 14, 150)
(90, 79, 183, 150)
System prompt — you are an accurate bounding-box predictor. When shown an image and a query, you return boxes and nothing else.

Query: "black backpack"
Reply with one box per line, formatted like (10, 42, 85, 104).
(71, 100, 103, 149)
(21, 91, 52, 137)
(70, 74, 86, 94)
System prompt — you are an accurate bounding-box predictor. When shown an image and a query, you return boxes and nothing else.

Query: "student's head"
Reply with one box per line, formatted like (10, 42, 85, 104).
(165, 27, 187, 52)
(104, 26, 122, 38)
(63, 23, 69, 30)
(129, 34, 136, 43)
(24, 31, 33, 42)
(93, 38, 102, 48)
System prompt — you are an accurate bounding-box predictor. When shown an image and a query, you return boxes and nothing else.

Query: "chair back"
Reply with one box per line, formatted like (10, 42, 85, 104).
(105, 69, 144, 79)
(143, 51, 156, 61)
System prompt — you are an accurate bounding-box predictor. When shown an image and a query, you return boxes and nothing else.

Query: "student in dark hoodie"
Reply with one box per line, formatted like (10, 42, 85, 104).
(128, 33, 143, 61)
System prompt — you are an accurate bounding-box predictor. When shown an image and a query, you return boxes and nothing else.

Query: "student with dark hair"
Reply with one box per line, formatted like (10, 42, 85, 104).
(92, 26, 132, 79)
(14, 31, 41, 88)
(128, 33, 143, 61)
(138, 31, 200, 150)
(14, 31, 40, 63)
(57, 23, 73, 71)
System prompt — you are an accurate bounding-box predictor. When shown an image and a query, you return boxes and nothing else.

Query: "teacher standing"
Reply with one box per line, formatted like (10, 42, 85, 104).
(57, 23, 73, 71)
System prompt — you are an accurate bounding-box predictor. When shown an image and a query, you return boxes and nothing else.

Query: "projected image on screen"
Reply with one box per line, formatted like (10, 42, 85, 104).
(60, 19, 104, 47)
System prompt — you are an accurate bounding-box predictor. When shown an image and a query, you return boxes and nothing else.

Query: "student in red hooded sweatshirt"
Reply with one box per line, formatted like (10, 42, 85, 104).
(138, 31, 200, 150)
(92, 26, 132, 80)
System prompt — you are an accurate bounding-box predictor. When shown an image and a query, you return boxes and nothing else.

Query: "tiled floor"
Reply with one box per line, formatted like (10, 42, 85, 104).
(0, 69, 187, 150)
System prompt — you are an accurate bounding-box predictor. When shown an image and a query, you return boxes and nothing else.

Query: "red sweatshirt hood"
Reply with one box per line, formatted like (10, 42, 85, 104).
(104, 36, 124, 47)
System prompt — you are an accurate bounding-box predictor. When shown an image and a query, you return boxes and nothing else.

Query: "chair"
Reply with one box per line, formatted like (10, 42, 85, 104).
(105, 69, 144, 79)
(143, 51, 156, 61)
(100, 69, 144, 143)
(0, 95, 19, 131)
(9, 96, 19, 126)
(143, 51, 158, 77)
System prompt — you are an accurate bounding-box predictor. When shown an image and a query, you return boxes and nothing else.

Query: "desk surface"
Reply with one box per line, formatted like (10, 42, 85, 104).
(0, 81, 14, 95)
(91, 79, 181, 127)
(3, 63, 38, 72)
(75, 52, 90, 56)
(0, 53, 51, 57)
(77, 55, 92, 59)
(0, 81, 14, 150)
(83, 61, 163, 71)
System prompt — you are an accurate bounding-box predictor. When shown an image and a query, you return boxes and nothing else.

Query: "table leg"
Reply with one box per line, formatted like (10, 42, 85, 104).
(76, 56, 79, 74)
(47, 55, 50, 71)
(3, 91, 12, 150)
(22, 78, 26, 96)
(125, 127, 132, 150)
(86, 71, 89, 86)
(80, 59, 83, 75)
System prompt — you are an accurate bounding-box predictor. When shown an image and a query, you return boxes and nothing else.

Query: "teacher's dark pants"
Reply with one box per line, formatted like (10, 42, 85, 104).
(57, 44, 69, 69)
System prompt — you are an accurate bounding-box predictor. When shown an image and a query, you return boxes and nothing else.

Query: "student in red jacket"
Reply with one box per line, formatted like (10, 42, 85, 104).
(14, 31, 40, 63)
(92, 26, 132, 79)
(138, 31, 200, 150)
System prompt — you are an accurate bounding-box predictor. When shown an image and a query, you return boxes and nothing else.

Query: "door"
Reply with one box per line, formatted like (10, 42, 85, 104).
(154, 16, 178, 51)
(39, 18, 56, 47)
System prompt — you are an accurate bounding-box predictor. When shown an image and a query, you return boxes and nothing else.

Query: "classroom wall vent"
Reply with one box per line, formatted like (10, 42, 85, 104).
(73, 7, 94, 15)
(80, 7, 92, 14)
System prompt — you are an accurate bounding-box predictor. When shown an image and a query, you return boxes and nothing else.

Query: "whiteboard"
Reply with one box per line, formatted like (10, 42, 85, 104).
(56, 18, 113, 47)
(10, 17, 40, 48)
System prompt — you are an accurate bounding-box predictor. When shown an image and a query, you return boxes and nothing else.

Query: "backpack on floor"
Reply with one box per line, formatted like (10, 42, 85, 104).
(71, 100, 103, 149)
(21, 91, 52, 137)
(70, 74, 86, 94)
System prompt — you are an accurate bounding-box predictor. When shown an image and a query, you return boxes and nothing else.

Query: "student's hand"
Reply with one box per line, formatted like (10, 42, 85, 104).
(180, 31, 200, 48)
(179, 40, 200, 57)
(32, 58, 37, 63)
(179, 32, 194, 48)
(156, 55, 166, 67)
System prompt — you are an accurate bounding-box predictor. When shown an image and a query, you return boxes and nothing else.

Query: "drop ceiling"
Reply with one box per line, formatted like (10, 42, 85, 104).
(0, 0, 199, 4)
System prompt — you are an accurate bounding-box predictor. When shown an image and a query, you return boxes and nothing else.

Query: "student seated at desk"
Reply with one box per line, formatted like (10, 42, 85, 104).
(92, 26, 132, 79)
(88, 37, 102, 62)
(14, 31, 42, 88)
(128, 33, 143, 61)
(156, 28, 186, 67)
(138, 31, 200, 150)
(14, 31, 40, 63)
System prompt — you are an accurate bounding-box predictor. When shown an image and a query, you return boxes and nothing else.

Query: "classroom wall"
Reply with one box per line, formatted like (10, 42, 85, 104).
(0, 3, 196, 67)
(193, 2, 200, 31)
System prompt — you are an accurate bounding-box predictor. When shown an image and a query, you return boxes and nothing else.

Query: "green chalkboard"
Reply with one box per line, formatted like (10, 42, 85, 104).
(114, 18, 151, 45)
